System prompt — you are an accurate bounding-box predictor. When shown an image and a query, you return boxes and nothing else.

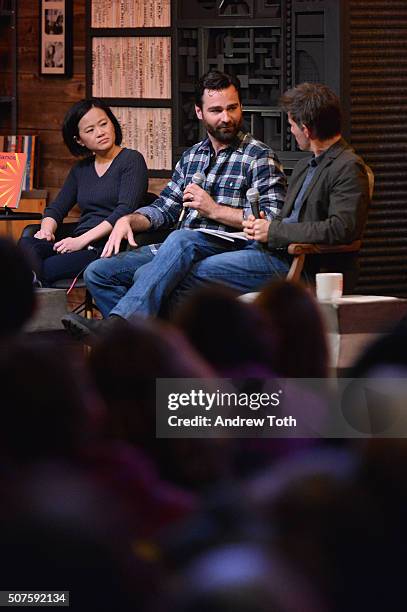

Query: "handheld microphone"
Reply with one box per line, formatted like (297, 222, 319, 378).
(177, 172, 205, 229)
(246, 188, 261, 219)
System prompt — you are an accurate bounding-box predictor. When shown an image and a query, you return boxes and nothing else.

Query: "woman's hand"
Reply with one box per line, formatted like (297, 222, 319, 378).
(53, 236, 85, 254)
(34, 217, 57, 241)
(34, 228, 55, 241)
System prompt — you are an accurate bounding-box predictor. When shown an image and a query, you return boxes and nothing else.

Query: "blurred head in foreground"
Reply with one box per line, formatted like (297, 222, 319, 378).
(255, 280, 328, 378)
(0, 238, 35, 337)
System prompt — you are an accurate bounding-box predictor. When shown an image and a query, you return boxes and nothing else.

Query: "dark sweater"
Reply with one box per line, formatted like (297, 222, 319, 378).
(43, 148, 148, 236)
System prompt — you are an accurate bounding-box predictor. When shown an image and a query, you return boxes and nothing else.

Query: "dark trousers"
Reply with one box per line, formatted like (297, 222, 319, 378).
(19, 236, 99, 286)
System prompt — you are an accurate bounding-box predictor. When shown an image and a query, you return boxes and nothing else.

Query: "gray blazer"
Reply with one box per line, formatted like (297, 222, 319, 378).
(267, 138, 370, 249)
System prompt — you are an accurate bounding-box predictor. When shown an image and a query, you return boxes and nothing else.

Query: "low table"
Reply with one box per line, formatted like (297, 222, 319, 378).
(318, 295, 407, 370)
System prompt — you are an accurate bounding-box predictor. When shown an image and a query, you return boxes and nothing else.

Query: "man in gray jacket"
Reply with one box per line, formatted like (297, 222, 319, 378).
(243, 82, 370, 274)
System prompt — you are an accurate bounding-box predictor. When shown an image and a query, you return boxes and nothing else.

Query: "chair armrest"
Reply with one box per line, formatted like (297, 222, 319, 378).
(143, 191, 159, 205)
(21, 223, 41, 239)
(20, 222, 80, 240)
(288, 240, 361, 256)
(56, 222, 80, 240)
(133, 228, 173, 248)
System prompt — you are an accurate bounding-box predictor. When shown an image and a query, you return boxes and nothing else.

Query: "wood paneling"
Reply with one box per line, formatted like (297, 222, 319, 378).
(15, 0, 165, 206)
(148, 178, 168, 196)
(347, 0, 407, 297)
(16, 0, 86, 204)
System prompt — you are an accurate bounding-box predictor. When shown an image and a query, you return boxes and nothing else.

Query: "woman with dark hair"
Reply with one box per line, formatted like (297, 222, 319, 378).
(20, 98, 148, 286)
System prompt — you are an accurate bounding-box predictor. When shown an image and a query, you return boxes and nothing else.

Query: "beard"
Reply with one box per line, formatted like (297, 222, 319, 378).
(204, 117, 242, 144)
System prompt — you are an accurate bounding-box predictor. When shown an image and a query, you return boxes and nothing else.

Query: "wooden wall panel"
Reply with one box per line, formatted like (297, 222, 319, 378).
(347, 0, 407, 297)
(15, 0, 163, 206)
(17, 0, 86, 208)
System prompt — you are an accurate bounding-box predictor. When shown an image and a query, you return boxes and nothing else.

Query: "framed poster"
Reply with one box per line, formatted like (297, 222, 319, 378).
(39, 0, 73, 76)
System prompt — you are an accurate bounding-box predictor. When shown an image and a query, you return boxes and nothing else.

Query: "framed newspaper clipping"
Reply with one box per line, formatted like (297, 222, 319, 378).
(86, 0, 173, 177)
(91, 0, 171, 28)
(111, 107, 172, 170)
(39, 0, 73, 76)
(92, 37, 171, 99)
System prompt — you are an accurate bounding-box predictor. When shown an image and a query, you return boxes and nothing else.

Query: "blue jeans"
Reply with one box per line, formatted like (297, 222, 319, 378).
(84, 229, 290, 318)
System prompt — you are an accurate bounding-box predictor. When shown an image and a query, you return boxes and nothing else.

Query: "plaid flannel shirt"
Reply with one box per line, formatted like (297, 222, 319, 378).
(136, 131, 287, 250)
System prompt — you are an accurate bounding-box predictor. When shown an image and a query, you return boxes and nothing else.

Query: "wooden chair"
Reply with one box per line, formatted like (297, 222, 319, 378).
(286, 240, 363, 284)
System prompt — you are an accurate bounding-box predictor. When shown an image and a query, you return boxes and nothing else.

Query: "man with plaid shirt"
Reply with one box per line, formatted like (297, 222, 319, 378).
(62, 71, 287, 338)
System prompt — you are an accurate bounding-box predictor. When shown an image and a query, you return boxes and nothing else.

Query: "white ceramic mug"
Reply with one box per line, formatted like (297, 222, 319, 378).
(316, 272, 343, 300)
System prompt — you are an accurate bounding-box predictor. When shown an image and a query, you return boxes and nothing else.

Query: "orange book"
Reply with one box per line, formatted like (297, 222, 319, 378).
(0, 152, 27, 209)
